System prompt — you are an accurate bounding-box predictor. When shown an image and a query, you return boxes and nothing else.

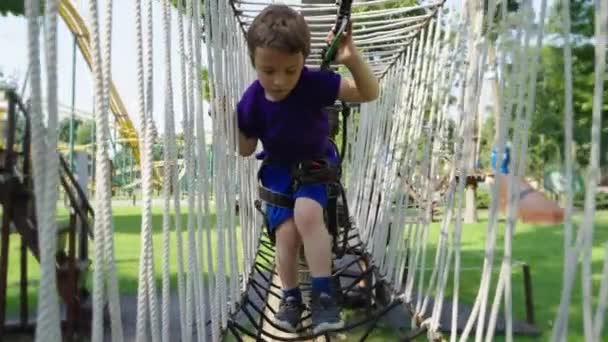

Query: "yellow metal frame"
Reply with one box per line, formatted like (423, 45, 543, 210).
(59, 0, 160, 184)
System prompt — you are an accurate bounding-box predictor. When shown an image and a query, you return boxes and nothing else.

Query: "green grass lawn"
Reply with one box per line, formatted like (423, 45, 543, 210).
(422, 210, 608, 341)
(3, 206, 607, 341)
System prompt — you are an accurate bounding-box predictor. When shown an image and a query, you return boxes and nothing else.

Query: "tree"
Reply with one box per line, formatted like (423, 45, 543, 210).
(528, 0, 608, 186)
(0, 1, 24, 16)
(0, 1, 46, 16)
(75, 119, 94, 146)
(202, 68, 210, 101)
(58, 117, 83, 143)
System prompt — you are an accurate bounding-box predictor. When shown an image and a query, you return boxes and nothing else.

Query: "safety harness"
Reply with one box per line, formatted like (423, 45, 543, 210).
(254, 140, 351, 255)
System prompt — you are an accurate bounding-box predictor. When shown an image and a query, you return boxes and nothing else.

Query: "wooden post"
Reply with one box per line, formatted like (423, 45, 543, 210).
(0, 203, 11, 338)
(19, 235, 28, 328)
(522, 264, 536, 325)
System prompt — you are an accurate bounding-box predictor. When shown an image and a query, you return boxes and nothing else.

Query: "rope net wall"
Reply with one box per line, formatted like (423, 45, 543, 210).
(14, 0, 608, 341)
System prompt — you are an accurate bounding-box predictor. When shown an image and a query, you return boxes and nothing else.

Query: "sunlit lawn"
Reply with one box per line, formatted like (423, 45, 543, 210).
(4, 206, 607, 341)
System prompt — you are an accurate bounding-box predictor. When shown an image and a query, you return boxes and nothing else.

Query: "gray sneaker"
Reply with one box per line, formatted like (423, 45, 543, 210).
(311, 292, 344, 334)
(274, 296, 305, 332)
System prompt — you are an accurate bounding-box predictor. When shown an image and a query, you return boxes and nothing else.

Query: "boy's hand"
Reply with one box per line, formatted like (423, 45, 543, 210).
(326, 22, 358, 66)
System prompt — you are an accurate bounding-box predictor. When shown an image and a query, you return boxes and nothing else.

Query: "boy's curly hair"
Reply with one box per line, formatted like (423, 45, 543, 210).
(246, 4, 310, 64)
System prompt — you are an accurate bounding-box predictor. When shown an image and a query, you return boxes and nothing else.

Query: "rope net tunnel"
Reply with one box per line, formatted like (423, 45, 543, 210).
(1, 0, 606, 341)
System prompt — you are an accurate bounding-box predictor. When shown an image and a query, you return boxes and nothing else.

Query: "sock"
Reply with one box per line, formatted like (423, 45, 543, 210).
(311, 276, 332, 296)
(282, 287, 302, 303)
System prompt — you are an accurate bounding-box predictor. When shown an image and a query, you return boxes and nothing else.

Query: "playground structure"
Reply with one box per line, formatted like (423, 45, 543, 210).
(0, 0, 606, 341)
(0, 88, 93, 338)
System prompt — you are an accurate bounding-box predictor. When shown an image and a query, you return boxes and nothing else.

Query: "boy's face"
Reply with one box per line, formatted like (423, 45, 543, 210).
(253, 47, 304, 102)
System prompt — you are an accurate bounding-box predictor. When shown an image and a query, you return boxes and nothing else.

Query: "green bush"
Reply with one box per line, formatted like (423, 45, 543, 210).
(573, 191, 608, 209)
(476, 187, 491, 209)
(598, 193, 608, 209)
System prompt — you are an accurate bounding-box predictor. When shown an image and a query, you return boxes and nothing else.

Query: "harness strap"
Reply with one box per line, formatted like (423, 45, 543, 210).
(257, 158, 341, 209)
(291, 159, 340, 186)
(258, 184, 294, 208)
(256, 155, 349, 254)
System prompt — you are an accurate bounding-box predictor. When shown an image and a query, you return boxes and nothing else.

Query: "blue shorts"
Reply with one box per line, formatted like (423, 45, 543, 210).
(258, 149, 339, 234)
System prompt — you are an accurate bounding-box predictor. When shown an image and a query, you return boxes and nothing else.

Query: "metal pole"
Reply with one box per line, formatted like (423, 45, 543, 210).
(69, 35, 78, 171)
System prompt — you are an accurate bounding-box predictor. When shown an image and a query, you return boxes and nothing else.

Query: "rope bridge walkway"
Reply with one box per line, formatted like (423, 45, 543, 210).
(0, 0, 606, 341)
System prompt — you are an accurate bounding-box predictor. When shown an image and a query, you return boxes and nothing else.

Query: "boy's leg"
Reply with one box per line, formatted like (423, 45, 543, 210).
(259, 163, 304, 299)
(294, 196, 343, 333)
(274, 218, 301, 291)
(272, 218, 306, 331)
(293, 198, 332, 278)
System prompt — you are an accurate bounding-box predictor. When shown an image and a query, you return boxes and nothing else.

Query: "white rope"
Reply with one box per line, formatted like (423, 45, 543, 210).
(384, 54, 412, 285)
(457, 0, 501, 339)
(415, 16, 444, 317)
(183, 0, 201, 338)
(412, 20, 440, 315)
(377, 66, 405, 271)
(376, 59, 407, 277)
(177, 0, 194, 341)
(29, 0, 62, 340)
(145, 0, 161, 337)
(403, 31, 429, 303)
(212, 0, 228, 329)
(444, 2, 474, 339)
(478, 0, 515, 339)
(174, 1, 190, 341)
(133, 1, 148, 339)
(558, 0, 576, 336)
(87, 0, 105, 340)
(225, 14, 241, 316)
(24, 0, 45, 239)
(85, 0, 125, 340)
(580, 1, 607, 339)
(161, 0, 176, 340)
(367, 65, 398, 268)
(202, 0, 223, 340)
(134, 0, 161, 339)
(481, 0, 517, 338)
(238, 1, 441, 21)
(428, 9, 464, 333)
(485, 1, 547, 340)
(204, 0, 222, 337)
(101, 0, 124, 340)
(236, 1, 441, 78)
(185, 0, 207, 338)
(192, 0, 211, 339)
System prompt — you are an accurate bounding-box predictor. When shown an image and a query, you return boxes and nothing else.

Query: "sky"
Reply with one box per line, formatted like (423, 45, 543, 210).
(0, 0, 211, 134)
(0, 0, 553, 134)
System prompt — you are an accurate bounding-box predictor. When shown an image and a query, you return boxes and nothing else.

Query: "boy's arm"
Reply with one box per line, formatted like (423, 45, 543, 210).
(234, 89, 259, 157)
(329, 26, 380, 103)
(339, 53, 379, 103)
(238, 130, 257, 157)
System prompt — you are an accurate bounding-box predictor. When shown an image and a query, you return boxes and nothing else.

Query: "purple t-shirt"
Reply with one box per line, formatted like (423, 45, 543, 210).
(237, 67, 341, 163)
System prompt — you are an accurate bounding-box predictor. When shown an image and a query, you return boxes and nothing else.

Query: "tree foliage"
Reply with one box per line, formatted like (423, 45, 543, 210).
(478, 0, 605, 182)
(202, 68, 210, 101)
(353, 0, 420, 16)
(58, 117, 83, 143)
(0, 1, 24, 16)
(75, 119, 94, 146)
(0, 1, 46, 16)
(527, 0, 607, 180)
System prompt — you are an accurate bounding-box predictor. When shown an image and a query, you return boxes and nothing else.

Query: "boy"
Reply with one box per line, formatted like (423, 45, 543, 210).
(236, 4, 379, 334)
